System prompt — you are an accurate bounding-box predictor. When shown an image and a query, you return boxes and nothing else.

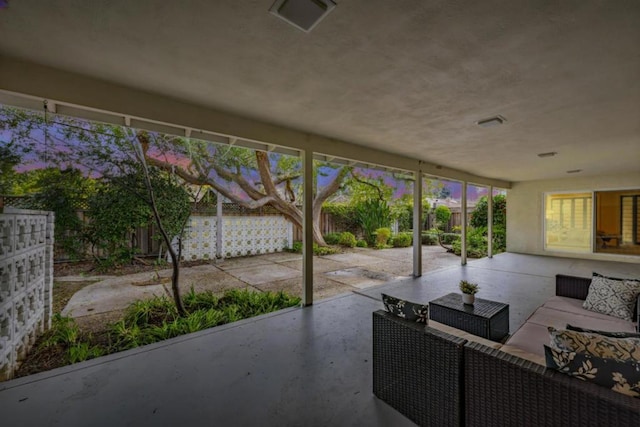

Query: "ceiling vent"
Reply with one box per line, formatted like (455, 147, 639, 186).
(269, 0, 336, 33)
(476, 115, 506, 128)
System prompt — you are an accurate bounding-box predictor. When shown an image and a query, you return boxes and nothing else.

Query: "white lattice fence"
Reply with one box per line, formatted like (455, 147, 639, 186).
(180, 216, 217, 261)
(0, 208, 54, 380)
(175, 215, 293, 261)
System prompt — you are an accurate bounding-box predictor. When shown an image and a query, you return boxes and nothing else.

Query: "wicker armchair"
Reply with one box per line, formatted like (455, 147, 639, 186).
(373, 310, 465, 426)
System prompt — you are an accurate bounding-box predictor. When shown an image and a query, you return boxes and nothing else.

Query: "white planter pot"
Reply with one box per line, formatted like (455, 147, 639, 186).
(462, 293, 475, 305)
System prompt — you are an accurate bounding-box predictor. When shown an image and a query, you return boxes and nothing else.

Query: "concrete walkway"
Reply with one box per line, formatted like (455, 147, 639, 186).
(61, 246, 461, 318)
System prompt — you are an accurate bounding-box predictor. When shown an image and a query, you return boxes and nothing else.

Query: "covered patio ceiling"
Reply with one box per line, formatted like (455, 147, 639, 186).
(0, 1, 638, 183)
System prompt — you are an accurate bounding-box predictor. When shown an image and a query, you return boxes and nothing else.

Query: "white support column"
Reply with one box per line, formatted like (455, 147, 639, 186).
(216, 190, 223, 259)
(302, 149, 314, 306)
(487, 186, 494, 258)
(461, 182, 468, 266)
(412, 166, 422, 277)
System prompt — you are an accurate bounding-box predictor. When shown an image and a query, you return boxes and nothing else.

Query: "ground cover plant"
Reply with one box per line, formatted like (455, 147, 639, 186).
(286, 241, 341, 255)
(14, 288, 300, 377)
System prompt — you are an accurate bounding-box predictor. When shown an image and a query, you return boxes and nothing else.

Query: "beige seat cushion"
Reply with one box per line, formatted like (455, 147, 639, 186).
(543, 296, 638, 326)
(527, 306, 636, 332)
(504, 322, 549, 360)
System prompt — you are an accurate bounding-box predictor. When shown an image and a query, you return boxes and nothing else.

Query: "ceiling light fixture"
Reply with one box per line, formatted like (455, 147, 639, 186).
(269, 0, 336, 33)
(537, 152, 557, 158)
(567, 169, 582, 174)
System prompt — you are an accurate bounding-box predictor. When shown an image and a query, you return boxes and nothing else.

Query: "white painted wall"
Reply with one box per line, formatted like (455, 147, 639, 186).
(507, 172, 640, 263)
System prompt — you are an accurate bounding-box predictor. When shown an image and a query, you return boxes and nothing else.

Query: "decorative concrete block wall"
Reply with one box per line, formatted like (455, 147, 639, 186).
(177, 215, 294, 261)
(0, 208, 54, 380)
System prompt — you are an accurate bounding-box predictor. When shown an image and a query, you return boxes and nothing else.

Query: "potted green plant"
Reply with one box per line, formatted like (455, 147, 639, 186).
(459, 280, 479, 305)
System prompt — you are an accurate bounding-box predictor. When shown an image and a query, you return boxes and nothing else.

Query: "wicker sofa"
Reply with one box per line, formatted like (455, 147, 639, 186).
(373, 274, 640, 426)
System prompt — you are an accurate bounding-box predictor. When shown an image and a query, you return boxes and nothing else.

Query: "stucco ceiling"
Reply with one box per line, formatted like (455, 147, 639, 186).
(0, 0, 638, 182)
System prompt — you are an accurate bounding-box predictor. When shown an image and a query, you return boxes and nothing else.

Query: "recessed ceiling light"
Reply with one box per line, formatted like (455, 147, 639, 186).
(537, 152, 557, 158)
(269, 0, 336, 33)
(567, 169, 582, 174)
(476, 115, 506, 128)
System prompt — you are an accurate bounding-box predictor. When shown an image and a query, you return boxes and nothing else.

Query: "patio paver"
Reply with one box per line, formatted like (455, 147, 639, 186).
(253, 276, 350, 300)
(276, 257, 347, 273)
(324, 267, 403, 289)
(224, 263, 300, 286)
(320, 252, 385, 266)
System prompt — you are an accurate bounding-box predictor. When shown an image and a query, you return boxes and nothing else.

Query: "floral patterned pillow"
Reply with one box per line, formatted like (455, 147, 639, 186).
(544, 345, 640, 398)
(381, 293, 429, 323)
(582, 273, 640, 321)
(548, 327, 640, 361)
(566, 324, 640, 338)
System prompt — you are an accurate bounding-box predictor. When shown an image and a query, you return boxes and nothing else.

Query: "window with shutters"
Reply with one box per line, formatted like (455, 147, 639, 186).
(544, 190, 640, 256)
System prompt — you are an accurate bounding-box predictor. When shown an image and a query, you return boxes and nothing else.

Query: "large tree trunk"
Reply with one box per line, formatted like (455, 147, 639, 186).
(270, 201, 327, 246)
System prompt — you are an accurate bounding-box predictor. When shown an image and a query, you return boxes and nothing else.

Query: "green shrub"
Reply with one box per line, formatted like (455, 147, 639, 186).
(451, 227, 487, 258)
(492, 226, 507, 253)
(355, 199, 391, 244)
(338, 231, 357, 248)
(374, 227, 392, 247)
(440, 233, 461, 245)
(287, 241, 303, 253)
(392, 232, 412, 247)
(421, 231, 438, 245)
(450, 225, 506, 258)
(470, 195, 507, 229)
(434, 205, 452, 231)
(323, 232, 342, 245)
(356, 239, 368, 248)
(286, 241, 340, 255)
(314, 244, 340, 256)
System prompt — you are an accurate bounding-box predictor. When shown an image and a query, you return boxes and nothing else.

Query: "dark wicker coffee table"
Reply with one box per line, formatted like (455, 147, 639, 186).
(429, 293, 509, 342)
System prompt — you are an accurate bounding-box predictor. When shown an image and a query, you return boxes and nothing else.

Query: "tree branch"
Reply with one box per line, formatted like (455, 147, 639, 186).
(256, 151, 279, 196)
(350, 172, 384, 201)
(145, 155, 277, 210)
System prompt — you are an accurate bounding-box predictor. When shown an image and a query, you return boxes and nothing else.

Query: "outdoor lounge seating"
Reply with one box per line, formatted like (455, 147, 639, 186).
(373, 274, 640, 426)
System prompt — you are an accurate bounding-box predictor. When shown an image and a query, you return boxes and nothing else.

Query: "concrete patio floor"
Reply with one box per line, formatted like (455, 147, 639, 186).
(2, 253, 639, 426)
(61, 246, 460, 318)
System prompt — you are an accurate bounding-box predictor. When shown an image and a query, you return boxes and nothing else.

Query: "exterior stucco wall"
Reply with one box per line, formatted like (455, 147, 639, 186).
(507, 172, 640, 263)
